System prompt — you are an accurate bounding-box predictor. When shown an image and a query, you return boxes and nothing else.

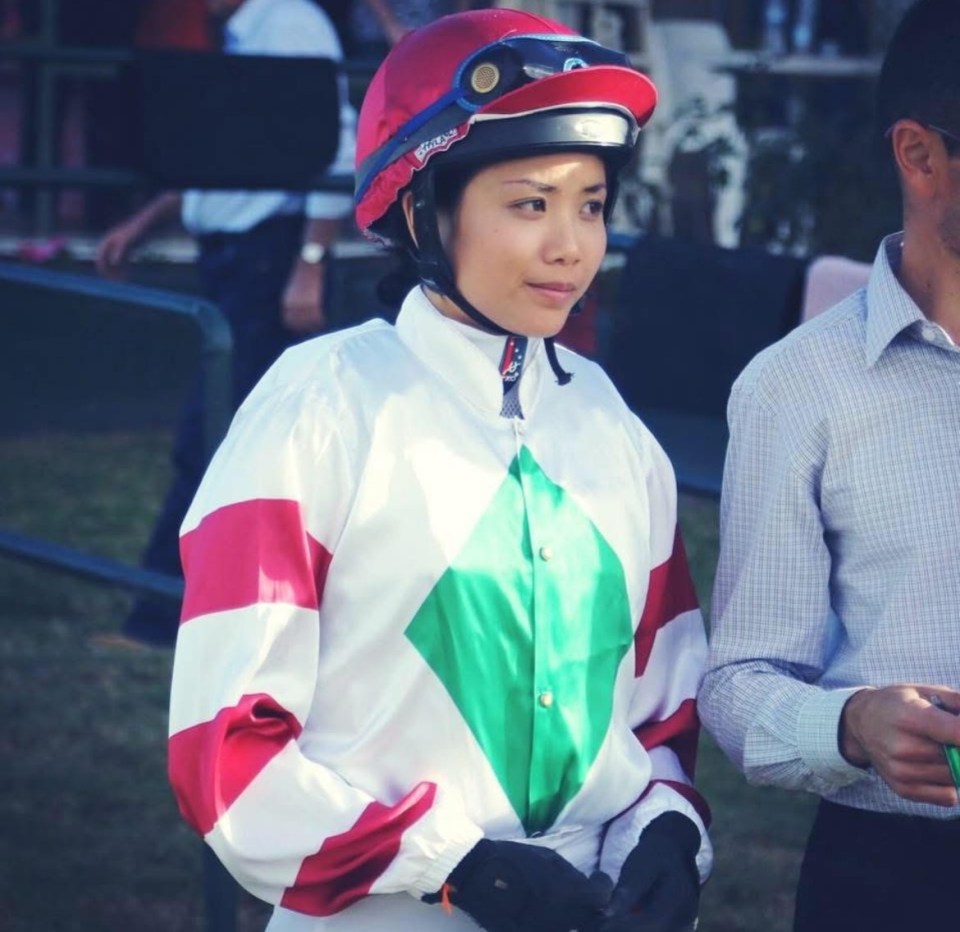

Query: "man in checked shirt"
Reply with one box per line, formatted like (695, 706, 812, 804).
(699, 2, 960, 930)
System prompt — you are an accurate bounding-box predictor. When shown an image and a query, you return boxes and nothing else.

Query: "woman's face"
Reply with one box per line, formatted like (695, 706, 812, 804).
(429, 151, 609, 338)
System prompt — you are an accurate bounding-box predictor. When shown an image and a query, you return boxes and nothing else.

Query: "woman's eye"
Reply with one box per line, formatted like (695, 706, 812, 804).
(514, 198, 547, 212)
(584, 199, 605, 217)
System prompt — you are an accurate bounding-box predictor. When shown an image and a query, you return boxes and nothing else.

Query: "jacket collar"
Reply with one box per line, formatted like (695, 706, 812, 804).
(394, 287, 545, 419)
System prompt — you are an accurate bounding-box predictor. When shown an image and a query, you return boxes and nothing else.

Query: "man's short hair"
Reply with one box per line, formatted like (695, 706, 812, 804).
(877, 0, 960, 142)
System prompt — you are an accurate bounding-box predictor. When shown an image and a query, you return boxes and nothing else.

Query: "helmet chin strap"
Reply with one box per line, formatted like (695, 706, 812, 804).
(410, 170, 573, 386)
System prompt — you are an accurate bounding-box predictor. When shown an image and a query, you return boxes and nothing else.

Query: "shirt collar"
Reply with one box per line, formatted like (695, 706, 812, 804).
(394, 287, 544, 418)
(864, 232, 929, 367)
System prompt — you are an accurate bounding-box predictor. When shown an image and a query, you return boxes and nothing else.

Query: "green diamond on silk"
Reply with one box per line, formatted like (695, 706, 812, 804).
(406, 446, 633, 834)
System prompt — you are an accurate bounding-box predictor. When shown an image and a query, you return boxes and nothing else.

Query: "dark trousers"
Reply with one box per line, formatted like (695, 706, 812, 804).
(123, 213, 306, 646)
(794, 799, 960, 932)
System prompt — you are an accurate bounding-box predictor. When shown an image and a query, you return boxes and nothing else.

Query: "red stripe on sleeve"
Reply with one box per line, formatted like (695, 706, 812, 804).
(280, 782, 438, 916)
(180, 499, 332, 624)
(168, 692, 302, 837)
(634, 528, 699, 676)
(633, 697, 700, 780)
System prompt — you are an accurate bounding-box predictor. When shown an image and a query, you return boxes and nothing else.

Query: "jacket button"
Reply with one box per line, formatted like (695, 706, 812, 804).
(538, 546, 553, 562)
(538, 691, 554, 708)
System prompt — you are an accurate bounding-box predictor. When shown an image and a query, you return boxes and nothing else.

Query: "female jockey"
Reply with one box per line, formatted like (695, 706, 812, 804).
(168, 9, 712, 931)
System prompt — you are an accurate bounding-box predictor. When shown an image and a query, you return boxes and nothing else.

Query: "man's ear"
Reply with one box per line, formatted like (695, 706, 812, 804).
(400, 190, 418, 248)
(891, 119, 939, 196)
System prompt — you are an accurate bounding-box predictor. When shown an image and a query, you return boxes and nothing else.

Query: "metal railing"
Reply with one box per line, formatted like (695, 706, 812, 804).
(0, 258, 233, 485)
(0, 259, 237, 931)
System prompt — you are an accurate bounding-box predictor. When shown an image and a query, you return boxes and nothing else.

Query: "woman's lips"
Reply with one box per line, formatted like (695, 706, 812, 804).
(527, 281, 578, 305)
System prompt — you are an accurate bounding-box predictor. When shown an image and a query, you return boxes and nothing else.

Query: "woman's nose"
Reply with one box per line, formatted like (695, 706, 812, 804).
(544, 217, 582, 264)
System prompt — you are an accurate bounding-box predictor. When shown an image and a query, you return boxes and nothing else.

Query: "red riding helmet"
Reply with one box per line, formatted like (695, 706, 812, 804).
(354, 9, 657, 379)
(354, 8, 658, 238)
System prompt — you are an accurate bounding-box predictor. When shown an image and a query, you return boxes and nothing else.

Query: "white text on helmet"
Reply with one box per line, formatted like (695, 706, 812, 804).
(414, 129, 461, 165)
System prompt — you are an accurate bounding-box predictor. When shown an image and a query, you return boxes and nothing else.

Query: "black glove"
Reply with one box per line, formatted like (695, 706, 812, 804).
(425, 838, 612, 932)
(600, 812, 701, 932)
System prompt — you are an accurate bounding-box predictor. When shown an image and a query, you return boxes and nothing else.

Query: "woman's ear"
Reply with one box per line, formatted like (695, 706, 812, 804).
(401, 190, 418, 248)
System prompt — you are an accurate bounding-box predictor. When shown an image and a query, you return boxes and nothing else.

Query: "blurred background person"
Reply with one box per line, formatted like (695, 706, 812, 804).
(93, 0, 356, 648)
(345, 0, 479, 60)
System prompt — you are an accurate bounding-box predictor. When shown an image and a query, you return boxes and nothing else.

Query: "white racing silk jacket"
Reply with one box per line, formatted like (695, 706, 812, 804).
(168, 287, 712, 931)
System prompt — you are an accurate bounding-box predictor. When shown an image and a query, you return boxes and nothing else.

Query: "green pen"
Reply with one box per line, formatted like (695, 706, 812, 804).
(927, 695, 960, 791)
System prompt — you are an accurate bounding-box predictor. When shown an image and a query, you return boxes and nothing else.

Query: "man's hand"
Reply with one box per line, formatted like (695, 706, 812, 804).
(282, 258, 327, 334)
(363, 0, 412, 45)
(95, 218, 147, 279)
(600, 812, 701, 932)
(383, 16, 411, 45)
(94, 191, 182, 280)
(840, 685, 960, 806)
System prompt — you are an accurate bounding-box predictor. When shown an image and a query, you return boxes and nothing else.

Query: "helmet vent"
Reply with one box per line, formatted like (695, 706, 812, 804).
(470, 62, 501, 95)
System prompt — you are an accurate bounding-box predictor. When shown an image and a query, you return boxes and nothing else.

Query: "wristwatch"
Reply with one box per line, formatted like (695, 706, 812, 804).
(300, 241, 328, 264)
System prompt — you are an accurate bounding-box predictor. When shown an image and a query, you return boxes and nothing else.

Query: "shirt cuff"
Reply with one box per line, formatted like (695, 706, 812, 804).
(796, 686, 871, 787)
(305, 191, 353, 220)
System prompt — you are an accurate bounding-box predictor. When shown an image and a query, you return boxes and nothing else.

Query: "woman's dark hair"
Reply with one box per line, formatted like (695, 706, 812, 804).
(877, 0, 960, 153)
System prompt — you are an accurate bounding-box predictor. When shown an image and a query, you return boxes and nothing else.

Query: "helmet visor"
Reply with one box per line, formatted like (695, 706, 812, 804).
(356, 34, 638, 204)
(454, 34, 631, 109)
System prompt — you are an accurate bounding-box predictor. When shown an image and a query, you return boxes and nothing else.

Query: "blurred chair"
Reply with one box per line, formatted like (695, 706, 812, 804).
(604, 235, 808, 495)
(135, 50, 342, 189)
(800, 254, 871, 322)
(642, 18, 747, 247)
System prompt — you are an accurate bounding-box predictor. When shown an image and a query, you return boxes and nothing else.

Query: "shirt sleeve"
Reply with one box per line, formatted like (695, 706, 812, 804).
(698, 374, 868, 796)
(168, 362, 482, 916)
(600, 425, 713, 883)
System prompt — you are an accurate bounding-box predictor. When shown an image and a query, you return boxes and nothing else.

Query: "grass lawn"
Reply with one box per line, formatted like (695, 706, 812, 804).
(0, 427, 816, 932)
